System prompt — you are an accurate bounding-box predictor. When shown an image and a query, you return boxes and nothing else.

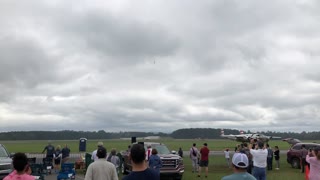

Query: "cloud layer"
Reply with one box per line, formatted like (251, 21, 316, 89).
(0, 0, 319, 133)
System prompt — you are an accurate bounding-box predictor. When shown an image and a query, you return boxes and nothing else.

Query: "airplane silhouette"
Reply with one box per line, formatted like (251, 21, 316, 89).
(220, 129, 281, 143)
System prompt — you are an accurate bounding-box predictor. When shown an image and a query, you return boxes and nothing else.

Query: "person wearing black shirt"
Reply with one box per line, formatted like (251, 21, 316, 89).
(122, 144, 159, 180)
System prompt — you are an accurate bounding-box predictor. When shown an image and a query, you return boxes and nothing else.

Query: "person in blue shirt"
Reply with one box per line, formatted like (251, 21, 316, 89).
(42, 141, 55, 158)
(148, 149, 162, 174)
(61, 144, 71, 163)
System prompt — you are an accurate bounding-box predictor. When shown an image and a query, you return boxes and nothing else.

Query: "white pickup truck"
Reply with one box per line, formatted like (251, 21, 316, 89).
(0, 144, 12, 180)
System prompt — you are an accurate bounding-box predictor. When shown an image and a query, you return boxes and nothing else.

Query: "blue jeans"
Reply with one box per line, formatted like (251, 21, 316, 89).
(267, 157, 273, 170)
(253, 166, 266, 180)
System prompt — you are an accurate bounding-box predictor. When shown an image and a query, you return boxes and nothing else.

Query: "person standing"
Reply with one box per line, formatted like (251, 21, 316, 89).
(4, 152, 35, 180)
(306, 147, 320, 180)
(53, 145, 62, 173)
(242, 143, 253, 174)
(190, 143, 199, 173)
(266, 144, 273, 170)
(178, 147, 183, 158)
(122, 144, 159, 180)
(42, 141, 55, 158)
(224, 148, 231, 168)
(145, 145, 152, 162)
(110, 149, 121, 175)
(249, 140, 268, 180)
(221, 153, 256, 180)
(198, 143, 210, 178)
(61, 144, 71, 163)
(91, 142, 105, 162)
(85, 147, 118, 180)
(274, 146, 280, 170)
(148, 149, 162, 175)
(300, 144, 308, 173)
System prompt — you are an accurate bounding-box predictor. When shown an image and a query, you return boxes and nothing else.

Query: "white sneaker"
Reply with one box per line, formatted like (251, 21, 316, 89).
(276, 168, 279, 170)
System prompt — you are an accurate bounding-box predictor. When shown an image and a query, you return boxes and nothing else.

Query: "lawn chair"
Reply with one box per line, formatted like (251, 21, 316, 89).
(57, 163, 75, 180)
(27, 157, 36, 165)
(42, 157, 53, 175)
(84, 153, 93, 175)
(30, 163, 45, 180)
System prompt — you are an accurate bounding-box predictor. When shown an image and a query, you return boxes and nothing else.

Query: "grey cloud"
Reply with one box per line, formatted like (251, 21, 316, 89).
(0, 36, 56, 87)
(54, 11, 180, 64)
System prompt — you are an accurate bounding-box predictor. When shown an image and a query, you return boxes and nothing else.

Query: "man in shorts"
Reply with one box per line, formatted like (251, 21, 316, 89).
(198, 143, 210, 178)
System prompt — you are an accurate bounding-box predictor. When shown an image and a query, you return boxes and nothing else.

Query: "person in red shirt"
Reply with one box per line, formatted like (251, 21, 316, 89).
(198, 143, 210, 178)
(145, 145, 152, 163)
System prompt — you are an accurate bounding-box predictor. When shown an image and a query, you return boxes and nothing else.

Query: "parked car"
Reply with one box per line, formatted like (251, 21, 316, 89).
(287, 142, 320, 169)
(121, 142, 184, 180)
(0, 144, 13, 180)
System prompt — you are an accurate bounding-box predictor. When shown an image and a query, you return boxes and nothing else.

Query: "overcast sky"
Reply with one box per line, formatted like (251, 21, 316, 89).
(0, 0, 319, 133)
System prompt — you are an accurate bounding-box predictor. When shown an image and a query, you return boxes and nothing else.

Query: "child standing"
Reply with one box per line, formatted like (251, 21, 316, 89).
(224, 148, 231, 168)
(274, 146, 280, 170)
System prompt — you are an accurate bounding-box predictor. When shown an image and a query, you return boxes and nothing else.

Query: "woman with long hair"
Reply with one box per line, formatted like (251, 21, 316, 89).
(53, 145, 62, 173)
(306, 147, 320, 180)
(148, 149, 162, 174)
(274, 146, 280, 170)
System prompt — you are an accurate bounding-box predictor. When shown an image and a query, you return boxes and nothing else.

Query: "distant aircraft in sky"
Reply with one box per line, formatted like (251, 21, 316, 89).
(220, 129, 281, 143)
(282, 138, 301, 146)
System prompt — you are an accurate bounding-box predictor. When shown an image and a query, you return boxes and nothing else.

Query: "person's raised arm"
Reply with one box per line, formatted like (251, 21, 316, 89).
(249, 139, 254, 149)
(42, 146, 46, 153)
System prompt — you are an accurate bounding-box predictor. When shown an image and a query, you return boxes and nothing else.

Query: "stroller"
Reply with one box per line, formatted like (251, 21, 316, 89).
(42, 157, 53, 175)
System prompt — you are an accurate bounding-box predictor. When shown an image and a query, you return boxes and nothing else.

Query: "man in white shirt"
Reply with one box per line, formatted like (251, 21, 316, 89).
(91, 142, 104, 162)
(249, 140, 268, 180)
(189, 143, 199, 173)
(85, 147, 118, 180)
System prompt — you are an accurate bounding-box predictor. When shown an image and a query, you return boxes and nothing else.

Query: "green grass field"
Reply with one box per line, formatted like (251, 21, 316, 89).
(0, 138, 295, 153)
(0, 139, 306, 180)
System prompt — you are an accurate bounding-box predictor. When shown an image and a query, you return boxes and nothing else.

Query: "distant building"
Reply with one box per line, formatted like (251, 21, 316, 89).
(143, 136, 160, 140)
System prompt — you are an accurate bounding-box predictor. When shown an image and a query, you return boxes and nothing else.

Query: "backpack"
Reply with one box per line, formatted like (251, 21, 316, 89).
(192, 148, 197, 157)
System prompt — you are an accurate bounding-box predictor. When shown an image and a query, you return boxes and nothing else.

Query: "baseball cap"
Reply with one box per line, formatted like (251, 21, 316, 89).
(232, 153, 249, 168)
(97, 141, 103, 147)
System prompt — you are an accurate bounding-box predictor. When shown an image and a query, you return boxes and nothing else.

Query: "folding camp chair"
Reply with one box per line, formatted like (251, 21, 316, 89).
(42, 157, 53, 175)
(57, 163, 75, 180)
(30, 163, 45, 180)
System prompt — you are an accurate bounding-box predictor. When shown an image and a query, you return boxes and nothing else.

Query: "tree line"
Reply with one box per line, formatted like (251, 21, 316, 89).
(0, 128, 319, 140)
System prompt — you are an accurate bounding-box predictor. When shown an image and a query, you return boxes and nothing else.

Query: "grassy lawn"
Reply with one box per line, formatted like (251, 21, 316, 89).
(179, 154, 304, 180)
(0, 139, 306, 180)
(0, 138, 294, 153)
